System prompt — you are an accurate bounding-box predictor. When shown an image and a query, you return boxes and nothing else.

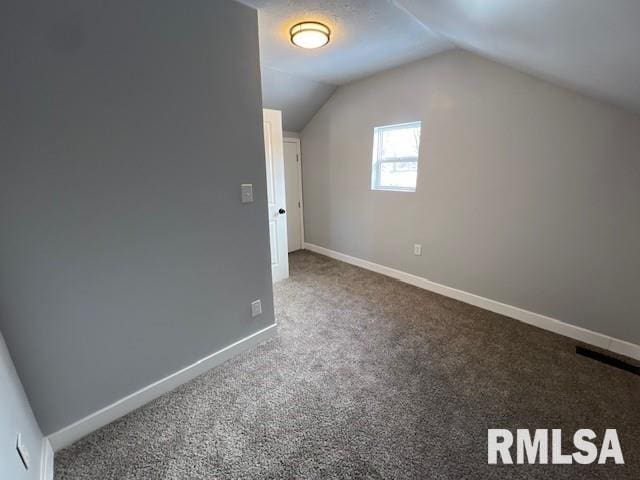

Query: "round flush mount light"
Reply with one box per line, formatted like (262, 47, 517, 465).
(290, 21, 330, 49)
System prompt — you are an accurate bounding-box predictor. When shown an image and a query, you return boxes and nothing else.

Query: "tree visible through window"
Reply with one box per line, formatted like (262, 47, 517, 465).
(371, 121, 421, 192)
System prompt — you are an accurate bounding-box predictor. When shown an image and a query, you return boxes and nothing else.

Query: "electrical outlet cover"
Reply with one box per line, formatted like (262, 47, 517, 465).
(251, 299, 262, 317)
(241, 184, 254, 203)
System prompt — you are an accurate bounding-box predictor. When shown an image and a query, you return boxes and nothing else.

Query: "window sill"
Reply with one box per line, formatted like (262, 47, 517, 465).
(371, 186, 416, 193)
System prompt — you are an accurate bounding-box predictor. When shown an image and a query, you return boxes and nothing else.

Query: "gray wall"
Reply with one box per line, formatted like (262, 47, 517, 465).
(301, 49, 640, 345)
(0, 331, 45, 480)
(0, 0, 274, 434)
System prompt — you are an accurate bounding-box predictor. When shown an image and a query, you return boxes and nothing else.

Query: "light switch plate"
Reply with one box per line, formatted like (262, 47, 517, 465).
(16, 433, 29, 470)
(414, 244, 422, 256)
(251, 299, 262, 317)
(241, 184, 253, 203)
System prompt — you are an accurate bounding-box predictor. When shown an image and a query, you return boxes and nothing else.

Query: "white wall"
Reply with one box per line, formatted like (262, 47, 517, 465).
(0, 331, 47, 480)
(301, 49, 640, 346)
(0, 0, 274, 437)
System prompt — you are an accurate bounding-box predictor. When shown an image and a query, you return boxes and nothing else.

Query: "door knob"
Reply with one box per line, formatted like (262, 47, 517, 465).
(279, 208, 286, 214)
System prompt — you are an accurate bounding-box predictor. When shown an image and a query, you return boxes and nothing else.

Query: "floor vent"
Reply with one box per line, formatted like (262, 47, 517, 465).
(576, 346, 639, 376)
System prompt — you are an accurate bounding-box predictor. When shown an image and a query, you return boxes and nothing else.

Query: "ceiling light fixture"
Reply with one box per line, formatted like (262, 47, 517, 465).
(290, 21, 330, 49)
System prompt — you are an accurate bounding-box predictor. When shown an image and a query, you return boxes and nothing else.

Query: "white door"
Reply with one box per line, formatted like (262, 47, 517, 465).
(263, 109, 289, 282)
(284, 139, 303, 252)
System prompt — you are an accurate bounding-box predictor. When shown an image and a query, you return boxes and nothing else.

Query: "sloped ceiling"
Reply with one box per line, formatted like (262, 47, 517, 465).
(397, 0, 640, 114)
(261, 66, 336, 132)
(243, 0, 640, 131)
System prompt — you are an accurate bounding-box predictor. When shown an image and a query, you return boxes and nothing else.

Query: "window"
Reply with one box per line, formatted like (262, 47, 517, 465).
(371, 121, 421, 192)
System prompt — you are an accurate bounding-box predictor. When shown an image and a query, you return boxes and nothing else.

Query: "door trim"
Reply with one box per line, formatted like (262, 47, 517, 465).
(283, 137, 304, 249)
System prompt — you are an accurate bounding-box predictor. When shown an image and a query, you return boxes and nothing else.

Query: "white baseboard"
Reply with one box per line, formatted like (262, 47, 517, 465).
(304, 242, 639, 361)
(47, 323, 277, 452)
(40, 438, 53, 480)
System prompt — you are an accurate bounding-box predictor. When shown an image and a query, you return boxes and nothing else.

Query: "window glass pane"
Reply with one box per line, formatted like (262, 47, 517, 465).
(379, 162, 418, 189)
(371, 121, 421, 192)
(380, 125, 421, 159)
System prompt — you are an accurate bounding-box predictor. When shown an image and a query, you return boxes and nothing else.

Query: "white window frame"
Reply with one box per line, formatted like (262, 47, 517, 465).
(371, 121, 421, 192)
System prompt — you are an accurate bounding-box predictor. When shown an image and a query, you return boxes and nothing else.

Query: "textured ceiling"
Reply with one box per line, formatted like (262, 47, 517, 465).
(251, 0, 452, 85)
(242, 0, 453, 130)
(242, 0, 640, 131)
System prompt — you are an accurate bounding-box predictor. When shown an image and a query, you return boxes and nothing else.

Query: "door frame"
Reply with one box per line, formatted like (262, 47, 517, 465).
(283, 137, 305, 250)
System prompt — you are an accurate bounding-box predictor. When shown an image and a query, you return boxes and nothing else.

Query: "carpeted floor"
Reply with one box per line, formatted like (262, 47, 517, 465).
(55, 250, 639, 479)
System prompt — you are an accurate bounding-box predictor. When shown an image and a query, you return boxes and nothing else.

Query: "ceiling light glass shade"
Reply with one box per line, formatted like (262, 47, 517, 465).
(290, 22, 330, 49)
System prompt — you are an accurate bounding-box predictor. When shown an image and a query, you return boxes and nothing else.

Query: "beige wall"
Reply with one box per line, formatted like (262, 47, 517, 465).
(301, 49, 640, 345)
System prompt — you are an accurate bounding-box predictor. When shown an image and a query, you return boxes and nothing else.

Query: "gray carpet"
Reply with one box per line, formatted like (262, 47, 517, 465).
(55, 250, 639, 479)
